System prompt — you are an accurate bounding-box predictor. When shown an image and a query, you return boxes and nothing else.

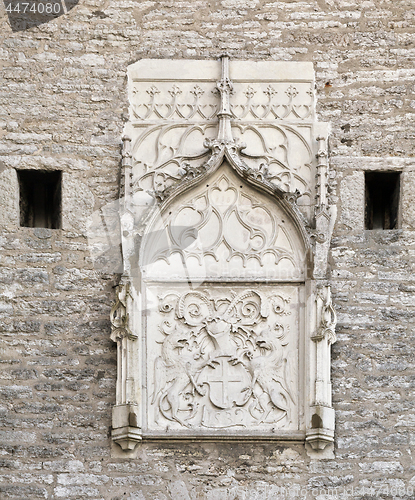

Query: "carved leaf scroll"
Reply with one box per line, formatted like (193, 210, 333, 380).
(148, 287, 299, 431)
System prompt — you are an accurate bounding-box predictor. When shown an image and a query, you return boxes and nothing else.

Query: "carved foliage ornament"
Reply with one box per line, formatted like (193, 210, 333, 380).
(148, 287, 298, 432)
(111, 57, 337, 456)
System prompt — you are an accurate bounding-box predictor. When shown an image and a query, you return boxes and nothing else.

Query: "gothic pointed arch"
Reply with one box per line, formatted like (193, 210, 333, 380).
(111, 57, 337, 457)
(140, 160, 308, 283)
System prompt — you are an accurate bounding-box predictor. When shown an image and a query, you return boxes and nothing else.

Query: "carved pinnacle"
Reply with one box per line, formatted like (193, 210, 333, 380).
(216, 54, 234, 143)
(122, 136, 132, 162)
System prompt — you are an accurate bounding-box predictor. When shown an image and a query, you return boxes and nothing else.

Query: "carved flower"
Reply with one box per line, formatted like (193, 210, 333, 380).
(244, 86, 256, 99)
(191, 85, 204, 97)
(285, 85, 298, 99)
(147, 85, 160, 96)
(263, 85, 277, 97)
(169, 85, 182, 97)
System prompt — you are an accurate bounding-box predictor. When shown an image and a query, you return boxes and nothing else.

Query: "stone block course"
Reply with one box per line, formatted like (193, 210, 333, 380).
(0, 0, 415, 498)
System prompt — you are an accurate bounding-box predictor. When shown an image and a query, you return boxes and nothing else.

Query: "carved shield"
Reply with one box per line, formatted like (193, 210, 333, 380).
(198, 355, 252, 410)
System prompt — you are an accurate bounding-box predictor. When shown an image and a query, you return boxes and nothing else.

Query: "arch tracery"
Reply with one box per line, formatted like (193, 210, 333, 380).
(111, 56, 337, 457)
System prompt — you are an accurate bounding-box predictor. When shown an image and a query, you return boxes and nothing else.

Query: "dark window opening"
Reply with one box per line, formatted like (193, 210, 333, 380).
(365, 171, 400, 230)
(18, 170, 62, 229)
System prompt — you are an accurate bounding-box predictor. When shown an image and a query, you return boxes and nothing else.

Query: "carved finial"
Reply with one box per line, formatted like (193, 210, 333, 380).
(315, 135, 328, 207)
(216, 54, 234, 142)
(122, 135, 132, 161)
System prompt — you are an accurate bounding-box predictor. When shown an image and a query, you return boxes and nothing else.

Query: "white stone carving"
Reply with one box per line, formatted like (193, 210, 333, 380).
(110, 283, 141, 451)
(127, 58, 316, 221)
(306, 286, 337, 452)
(130, 83, 219, 122)
(231, 82, 314, 121)
(111, 57, 337, 457)
(147, 287, 299, 433)
(141, 166, 306, 282)
(312, 125, 337, 279)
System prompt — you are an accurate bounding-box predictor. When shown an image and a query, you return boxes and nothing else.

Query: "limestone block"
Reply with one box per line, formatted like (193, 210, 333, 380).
(86, 199, 123, 273)
(401, 169, 415, 230)
(0, 168, 19, 228)
(167, 481, 191, 500)
(62, 173, 95, 235)
(338, 170, 365, 232)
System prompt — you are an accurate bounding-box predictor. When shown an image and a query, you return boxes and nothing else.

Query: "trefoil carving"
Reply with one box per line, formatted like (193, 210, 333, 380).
(112, 57, 337, 457)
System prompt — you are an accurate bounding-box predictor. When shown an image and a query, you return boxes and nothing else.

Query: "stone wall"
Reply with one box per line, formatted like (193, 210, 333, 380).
(1, 0, 414, 498)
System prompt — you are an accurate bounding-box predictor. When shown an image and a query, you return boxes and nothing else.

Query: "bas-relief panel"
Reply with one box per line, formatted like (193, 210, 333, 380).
(145, 284, 301, 434)
(111, 59, 336, 456)
(141, 164, 306, 282)
(129, 63, 316, 220)
(131, 121, 313, 215)
(129, 80, 313, 123)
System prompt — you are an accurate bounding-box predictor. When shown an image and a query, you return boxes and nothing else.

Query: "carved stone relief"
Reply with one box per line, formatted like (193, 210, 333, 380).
(130, 83, 219, 122)
(141, 164, 306, 282)
(111, 57, 337, 457)
(146, 286, 300, 434)
(127, 59, 316, 221)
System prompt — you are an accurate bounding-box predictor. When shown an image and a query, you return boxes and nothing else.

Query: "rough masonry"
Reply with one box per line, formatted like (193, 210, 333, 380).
(0, 0, 415, 499)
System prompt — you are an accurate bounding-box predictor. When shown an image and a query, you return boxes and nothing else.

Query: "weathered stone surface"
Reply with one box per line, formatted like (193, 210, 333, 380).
(338, 170, 365, 232)
(401, 169, 415, 230)
(0, 168, 18, 227)
(62, 173, 95, 235)
(1, 0, 415, 498)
